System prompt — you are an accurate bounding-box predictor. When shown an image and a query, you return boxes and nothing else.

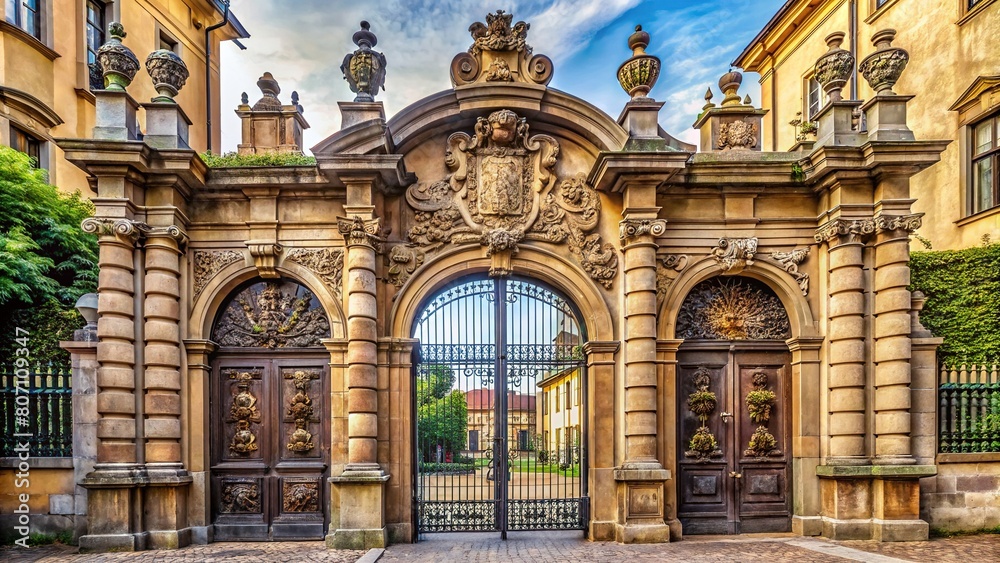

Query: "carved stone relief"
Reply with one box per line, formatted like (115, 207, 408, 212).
(282, 480, 320, 512)
(284, 369, 319, 453)
(769, 247, 810, 296)
(226, 371, 262, 456)
(656, 254, 689, 308)
(405, 109, 617, 286)
(451, 10, 552, 86)
(245, 241, 283, 279)
(676, 277, 791, 340)
(212, 281, 330, 348)
(717, 119, 758, 150)
(386, 244, 424, 289)
(814, 213, 922, 243)
(220, 478, 262, 513)
(193, 250, 244, 298)
(711, 237, 757, 275)
(285, 248, 344, 298)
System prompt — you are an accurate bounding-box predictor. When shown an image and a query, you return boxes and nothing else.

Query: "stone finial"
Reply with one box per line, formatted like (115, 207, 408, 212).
(252, 72, 281, 110)
(617, 25, 661, 100)
(814, 32, 855, 102)
(858, 29, 909, 95)
(96, 22, 140, 91)
(450, 10, 552, 86)
(719, 70, 742, 106)
(702, 87, 715, 110)
(241, 92, 249, 105)
(145, 49, 189, 103)
(743, 94, 752, 105)
(340, 21, 387, 102)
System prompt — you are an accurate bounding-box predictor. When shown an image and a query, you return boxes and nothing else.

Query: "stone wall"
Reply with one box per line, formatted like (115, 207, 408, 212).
(0, 462, 79, 542)
(922, 457, 1000, 533)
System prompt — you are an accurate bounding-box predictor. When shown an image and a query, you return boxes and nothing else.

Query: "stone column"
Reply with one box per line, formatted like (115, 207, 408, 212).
(613, 213, 672, 544)
(78, 218, 146, 552)
(815, 220, 868, 465)
(328, 215, 389, 549)
(142, 226, 192, 549)
(871, 215, 921, 464)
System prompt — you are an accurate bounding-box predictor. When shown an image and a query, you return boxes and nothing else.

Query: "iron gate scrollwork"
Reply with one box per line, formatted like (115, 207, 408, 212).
(413, 276, 588, 536)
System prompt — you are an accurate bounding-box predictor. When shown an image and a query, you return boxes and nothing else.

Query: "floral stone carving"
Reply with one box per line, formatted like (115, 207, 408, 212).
(97, 22, 139, 91)
(813, 32, 855, 103)
(717, 120, 758, 150)
(145, 49, 189, 103)
(770, 247, 810, 296)
(227, 371, 262, 456)
(858, 29, 909, 96)
(285, 248, 344, 298)
(656, 254, 689, 308)
(193, 250, 244, 298)
(386, 244, 424, 289)
(712, 237, 758, 274)
(685, 368, 722, 460)
(676, 277, 791, 340)
(342, 21, 387, 102)
(212, 281, 330, 348)
(451, 10, 552, 86)
(405, 109, 617, 286)
(285, 370, 319, 452)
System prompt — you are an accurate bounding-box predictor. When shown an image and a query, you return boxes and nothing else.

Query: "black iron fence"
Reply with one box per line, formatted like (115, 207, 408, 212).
(0, 364, 72, 457)
(939, 363, 1000, 453)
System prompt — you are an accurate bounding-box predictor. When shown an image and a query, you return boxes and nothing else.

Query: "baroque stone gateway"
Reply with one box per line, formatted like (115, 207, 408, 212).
(59, 8, 950, 554)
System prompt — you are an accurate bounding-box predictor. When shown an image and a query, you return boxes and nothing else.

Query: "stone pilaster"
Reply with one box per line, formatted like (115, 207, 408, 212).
(815, 219, 868, 465)
(871, 214, 922, 465)
(584, 340, 621, 542)
(787, 336, 825, 537)
(182, 339, 217, 545)
(61, 340, 99, 541)
(142, 226, 192, 549)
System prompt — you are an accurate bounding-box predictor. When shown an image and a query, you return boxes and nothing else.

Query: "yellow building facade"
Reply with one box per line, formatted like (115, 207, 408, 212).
(0, 0, 247, 195)
(538, 367, 582, 464)
(735, 0, 1000, 250)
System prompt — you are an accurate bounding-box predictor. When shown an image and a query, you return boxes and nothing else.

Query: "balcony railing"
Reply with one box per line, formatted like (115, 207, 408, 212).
(939, 363, 1000, 453)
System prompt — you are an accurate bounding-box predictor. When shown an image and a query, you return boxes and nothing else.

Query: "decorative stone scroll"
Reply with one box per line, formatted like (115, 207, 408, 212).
(619, 218, 666, 242)
(711, 237, 758, 275)
(676, 277, 791, 341)
(193, 250, 244, 298)
(285, 248, 344, 298)
(656, 254, 689, 308)
(405, 109, 617, 287)
(245, 241, 283, 279)
(212, 281, 330, 348)
(386, 244, 424, 288)
(451, 10, 553, 86)
(769, 247, 810, 296)
(81, 217, 150, 242)
(814, 213, 923, 243)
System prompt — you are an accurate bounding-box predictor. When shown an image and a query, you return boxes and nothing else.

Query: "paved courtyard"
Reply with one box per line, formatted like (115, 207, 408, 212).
(2, 532, 999, 562)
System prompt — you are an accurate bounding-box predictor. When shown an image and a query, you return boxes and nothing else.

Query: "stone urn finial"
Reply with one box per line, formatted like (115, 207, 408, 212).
(858, 29, 909, 96)
(341, 21, 387, 102)
(252, 72, 281, 110)
(617, 25, 661, 100)
(719, 70, 743, 106)
(813, 32, 855, 103)
(145, 49, 189, 103)
(96, 22, 140, 91)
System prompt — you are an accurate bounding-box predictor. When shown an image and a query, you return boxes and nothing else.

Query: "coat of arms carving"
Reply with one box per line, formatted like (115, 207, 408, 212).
(405, 109, 617, 285)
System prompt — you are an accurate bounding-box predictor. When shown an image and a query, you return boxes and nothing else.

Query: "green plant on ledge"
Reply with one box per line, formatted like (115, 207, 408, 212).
(199, 151, 316, 167)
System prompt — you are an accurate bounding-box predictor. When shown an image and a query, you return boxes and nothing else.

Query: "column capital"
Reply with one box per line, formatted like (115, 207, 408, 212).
(338, 216, 385, 250)
(145, 225, 189, 250)
(82, 217, 150, 244)
(619, 218, 666, 243)
(815, 213, 922, 244)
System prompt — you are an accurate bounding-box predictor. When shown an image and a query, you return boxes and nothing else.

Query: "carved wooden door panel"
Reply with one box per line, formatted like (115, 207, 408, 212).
(211, 355, 330, 541)
(676, 345, 791, 534)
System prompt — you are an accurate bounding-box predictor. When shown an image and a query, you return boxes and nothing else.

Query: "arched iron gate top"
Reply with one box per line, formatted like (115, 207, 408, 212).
(411, 274, 589, 537)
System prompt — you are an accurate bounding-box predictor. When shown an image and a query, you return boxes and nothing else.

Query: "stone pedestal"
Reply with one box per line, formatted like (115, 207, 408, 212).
(62, 341, 99, 541)
(327, 471, 390, 549)
(693, 104, 767, 152)
(77, 465, 147, 552)
(814, 101, 864, 148)
(94, 90, 140, 141)
(235, 74, 310, 155)
(862, 95, 915, 142)
(618, 99, 667, 151)
(142, 102, 191, 149)
(339, 101, 386, 130)
(613, 468, 673, 543)
(817, 465, 936, 541)
(142, 468, 192, 549)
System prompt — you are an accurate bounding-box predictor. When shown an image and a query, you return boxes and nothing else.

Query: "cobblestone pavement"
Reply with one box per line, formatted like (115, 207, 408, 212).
(2, 533, 999, 562)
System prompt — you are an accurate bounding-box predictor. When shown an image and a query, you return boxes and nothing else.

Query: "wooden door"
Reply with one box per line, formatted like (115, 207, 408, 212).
(211, 355, 330, 540)
(676, 344, 791, 534)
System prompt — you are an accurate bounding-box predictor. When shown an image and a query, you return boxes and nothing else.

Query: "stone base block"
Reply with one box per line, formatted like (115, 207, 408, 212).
(190, 525, 212, 545)
(613, 466, 672, 544)
(386, 523, 412, 544)
(821, 517, 873, 540)
(614, 521, 672, 543)
(79, 532, 145, 553)
(792, 515, 823, 536)
(873, 518, 928, 542)
(589, 520, 616, 541)
(145, 528, 191, 550)
(326, 527, 388, 550)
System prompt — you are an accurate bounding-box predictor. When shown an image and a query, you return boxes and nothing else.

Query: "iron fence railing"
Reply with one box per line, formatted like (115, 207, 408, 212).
(0, 364, 72, 457)
(939, 363, 1000, 453)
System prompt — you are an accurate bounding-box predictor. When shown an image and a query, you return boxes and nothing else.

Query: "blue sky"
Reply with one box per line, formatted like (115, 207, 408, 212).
(219, 1, 783, 153)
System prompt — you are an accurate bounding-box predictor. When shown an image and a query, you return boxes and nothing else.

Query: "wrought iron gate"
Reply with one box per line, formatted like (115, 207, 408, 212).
(413, 276, 588, 536)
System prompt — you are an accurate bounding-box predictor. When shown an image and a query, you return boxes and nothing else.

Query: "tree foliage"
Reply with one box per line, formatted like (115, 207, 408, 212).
(910, 244, 1000, 365)
(416, 365, 468, 461)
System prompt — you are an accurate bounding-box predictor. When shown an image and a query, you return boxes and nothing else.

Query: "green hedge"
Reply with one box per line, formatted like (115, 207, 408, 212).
(910, 243, 1000, 365)
(418, 462, 475, 474)
(199, 151, 316, 167)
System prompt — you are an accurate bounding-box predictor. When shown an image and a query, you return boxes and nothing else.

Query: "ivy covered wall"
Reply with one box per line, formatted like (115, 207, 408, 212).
(910, 243, 1000, 365)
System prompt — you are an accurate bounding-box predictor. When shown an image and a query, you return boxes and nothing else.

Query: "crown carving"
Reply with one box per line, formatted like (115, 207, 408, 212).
(450, 10, 553, 87)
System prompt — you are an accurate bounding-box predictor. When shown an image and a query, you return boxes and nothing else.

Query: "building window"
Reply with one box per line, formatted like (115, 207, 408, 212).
(10, 125, 42, 168)
(971, 114, 999, 215)
(806, 77, 826, 121)
(876, 0, 890, 6)
(968, 0, 985, 9)
(85, 1, 105, 64)
(159, 30, 179, 53)
(6, 0, 42, 39)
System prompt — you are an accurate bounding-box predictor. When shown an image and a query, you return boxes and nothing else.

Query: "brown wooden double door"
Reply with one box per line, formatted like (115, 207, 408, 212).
(676, 343, 792, 534)
(211, 354, 330, 540)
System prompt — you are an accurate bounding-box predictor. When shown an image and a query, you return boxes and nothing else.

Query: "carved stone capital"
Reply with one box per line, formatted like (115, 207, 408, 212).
(337, 216, 384, 251)
(245, 241, 283, 279)
(711, 237, 758, 275)
(874, 213, 922, 235)
(619, 218, 666, 243)
(81, 217, 150, 244)
(285, 247, 345, 298)
(815, 213, 922, 244)
(146, 225, 189, 248)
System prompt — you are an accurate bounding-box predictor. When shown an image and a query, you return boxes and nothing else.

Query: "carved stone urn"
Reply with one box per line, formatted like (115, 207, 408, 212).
(96, 22, 139, 92)
(719, 70, 743, 106)
(145, 49, 189, 103)
(252, 72, 282, 110)
(341, 21, 387, 103)
(813, 31, 855, 102)
(858, 29, 909, 95)
(617, 25, 661, 100)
